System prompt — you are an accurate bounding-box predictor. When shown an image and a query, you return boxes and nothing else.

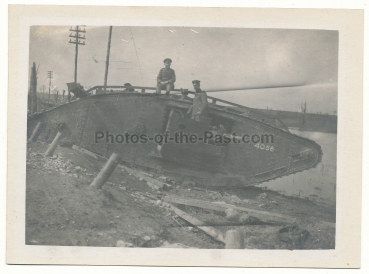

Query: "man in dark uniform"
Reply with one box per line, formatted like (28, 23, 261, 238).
(187, 80, 208, 122)
(156, 58, 176, 95)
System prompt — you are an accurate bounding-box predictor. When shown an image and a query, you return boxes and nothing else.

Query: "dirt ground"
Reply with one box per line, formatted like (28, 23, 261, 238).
(26, 141, 336, 249)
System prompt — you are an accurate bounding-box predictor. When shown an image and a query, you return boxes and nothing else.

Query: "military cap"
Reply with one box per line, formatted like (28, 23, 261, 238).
(192, 80, 201, 84)
(163, 58, 172, 63)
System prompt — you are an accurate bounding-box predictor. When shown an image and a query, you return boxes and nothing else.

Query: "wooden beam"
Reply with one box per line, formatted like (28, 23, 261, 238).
(225, 229, 244, 249)
(90, 152, 121, 189)
(72, 145, 99, 160)
(163, 195, 296, 224)
(146, 181, 160, 190)
(71, 145, 169, 189)
(118, 164, 170, 190)
(163, 195, 228, 212)
(226, 204, 295, 224)
(170, 204, 225, 244)
(45, 132, 63, 156)
(28, 122, 43, 142)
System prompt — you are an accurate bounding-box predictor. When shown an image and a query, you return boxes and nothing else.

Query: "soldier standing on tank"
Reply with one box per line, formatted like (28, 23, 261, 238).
(187, 80, 208, 122)
(156, 58, 176, 95)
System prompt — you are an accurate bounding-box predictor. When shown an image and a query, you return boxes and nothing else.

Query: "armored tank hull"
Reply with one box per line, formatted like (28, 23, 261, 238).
(27, 92, 322, 187)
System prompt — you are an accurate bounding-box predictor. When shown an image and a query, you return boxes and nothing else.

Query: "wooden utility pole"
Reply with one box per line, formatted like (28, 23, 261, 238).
(69, 25, 86, 83)
(30, 62, 37, 114)
(103, 26, 113, 93)
(38, 88, 42, 112)
(47, 71, 53, 106)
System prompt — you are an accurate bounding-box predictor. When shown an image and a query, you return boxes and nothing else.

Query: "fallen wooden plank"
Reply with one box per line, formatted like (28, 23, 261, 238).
(163, 195, 228, 212)
(141, 172, 154, 177)
(140, 192, 159, 200)
(72, 145, 99, 160)
(170, 204, 225, 244)
(147, 181, 160, 190)
(118, 164, 170, 190)
(171, 216, 186, 231)
(226, 204, 296, 224)
(71, 145, 294, 224)
(70, 145, 168, 189)
(163, 195, 296, 224)
(71, 145, 166, 187)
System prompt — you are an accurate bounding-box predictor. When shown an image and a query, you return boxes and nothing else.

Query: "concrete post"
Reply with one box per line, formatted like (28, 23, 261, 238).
(28, 122, 43, 142)
(90, 152, 121, 189)
(225, 229, 244, 249)
(45, 132, 63, 156)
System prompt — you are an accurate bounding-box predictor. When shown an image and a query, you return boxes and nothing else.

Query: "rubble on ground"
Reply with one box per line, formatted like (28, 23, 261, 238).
(26, 142, 336, 250)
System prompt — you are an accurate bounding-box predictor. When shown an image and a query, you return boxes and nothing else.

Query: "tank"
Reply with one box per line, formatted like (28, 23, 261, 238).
(27, 85, 322, 188)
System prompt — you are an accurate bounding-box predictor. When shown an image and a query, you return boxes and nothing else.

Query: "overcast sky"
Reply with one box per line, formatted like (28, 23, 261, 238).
(29, 26, 338, 114)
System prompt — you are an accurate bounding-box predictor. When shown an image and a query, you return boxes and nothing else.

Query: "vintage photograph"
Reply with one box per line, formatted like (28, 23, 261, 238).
(25, 25, 338, 250)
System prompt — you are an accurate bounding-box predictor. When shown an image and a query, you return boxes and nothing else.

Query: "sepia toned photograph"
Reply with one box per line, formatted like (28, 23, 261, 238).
(25, 24, 337, 249)
(7, 5, 363, 267)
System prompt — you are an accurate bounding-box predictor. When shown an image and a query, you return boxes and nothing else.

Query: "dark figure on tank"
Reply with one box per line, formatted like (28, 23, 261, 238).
(123, 83, 136, 92)
(187, 80, 208, 122)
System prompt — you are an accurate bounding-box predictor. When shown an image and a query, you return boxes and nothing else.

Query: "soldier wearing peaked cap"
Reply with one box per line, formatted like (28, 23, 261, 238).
(187, 80, 208, 122)
(156, 58, 176, 95)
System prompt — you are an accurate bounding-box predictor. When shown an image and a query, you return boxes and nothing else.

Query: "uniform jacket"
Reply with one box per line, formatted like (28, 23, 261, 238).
(157, 68, 176, 84)
(189, 90, 208, 116)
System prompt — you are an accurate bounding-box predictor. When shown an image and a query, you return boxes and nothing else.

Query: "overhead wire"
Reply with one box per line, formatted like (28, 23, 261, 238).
(129, 27, 145, 85)
(52, 44, 70, 71)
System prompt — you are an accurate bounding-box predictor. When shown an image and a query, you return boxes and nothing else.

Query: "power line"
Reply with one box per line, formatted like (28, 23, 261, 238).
(52, 45, 70, 71)
(129, 27, 144, 85)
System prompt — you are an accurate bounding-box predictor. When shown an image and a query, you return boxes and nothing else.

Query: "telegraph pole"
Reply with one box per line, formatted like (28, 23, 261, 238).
(47, 71, 53, 106)
(38, 87, 42, 112)
(69, 25, 86, 83)
(104, 26, 113, 93)
(30, 62, 37, 114)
